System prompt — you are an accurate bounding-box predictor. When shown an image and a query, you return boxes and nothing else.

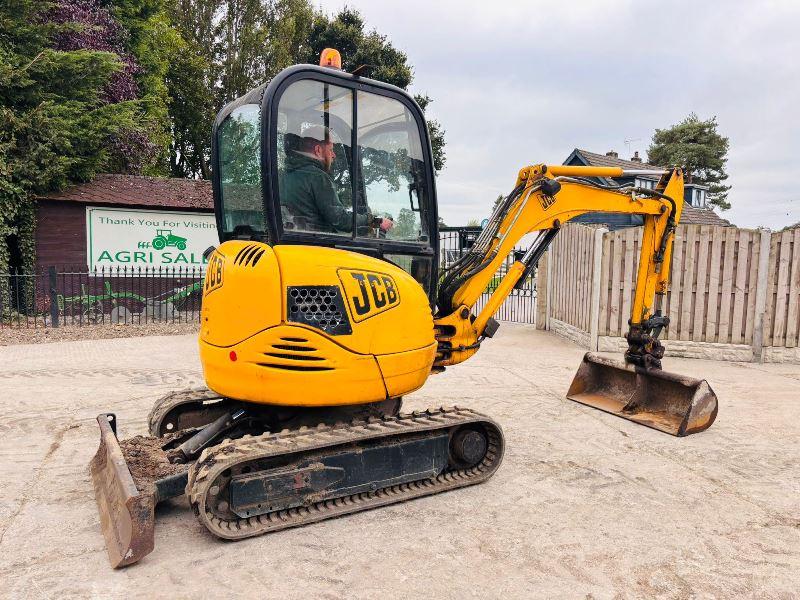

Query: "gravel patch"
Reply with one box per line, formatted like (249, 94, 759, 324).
(0, 322, 200, 345)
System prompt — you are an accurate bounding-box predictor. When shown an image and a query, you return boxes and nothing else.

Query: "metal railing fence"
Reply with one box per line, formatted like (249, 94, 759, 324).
(1, 266, 204, 328)
(439, 228, 536, 324)
(2, 228, 537, 329)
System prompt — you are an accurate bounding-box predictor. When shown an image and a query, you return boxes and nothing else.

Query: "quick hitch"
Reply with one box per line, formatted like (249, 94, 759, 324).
(624, 310, 670, 370)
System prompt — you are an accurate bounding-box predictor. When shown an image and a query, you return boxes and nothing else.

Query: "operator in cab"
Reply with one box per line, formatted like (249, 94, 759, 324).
(283, 125, 394, 235)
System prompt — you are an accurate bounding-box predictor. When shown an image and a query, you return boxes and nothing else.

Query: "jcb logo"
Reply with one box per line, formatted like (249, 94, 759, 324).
(538, 194, 556, 210)
(338, 269, 400, 322)
(204, 254, 224, 295)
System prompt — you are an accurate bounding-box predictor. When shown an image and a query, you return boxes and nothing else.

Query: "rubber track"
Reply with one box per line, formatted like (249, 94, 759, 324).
(187, 406, 504, 540)
(147, 387, 226, 437)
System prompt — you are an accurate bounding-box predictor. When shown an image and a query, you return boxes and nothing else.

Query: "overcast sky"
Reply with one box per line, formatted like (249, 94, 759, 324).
(316, 0, 799, 229)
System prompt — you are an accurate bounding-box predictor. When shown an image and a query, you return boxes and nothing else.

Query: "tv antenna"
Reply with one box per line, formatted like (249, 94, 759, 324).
(624, 138, 641, 153)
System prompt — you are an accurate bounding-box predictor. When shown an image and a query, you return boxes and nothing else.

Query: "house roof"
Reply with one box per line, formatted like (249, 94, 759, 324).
(38, 174, 213, 210)
(566, 148, 730, 226)
(680, 205, 731, 226)
(570, 149, 709, 190)
(571, 148, 663, 174)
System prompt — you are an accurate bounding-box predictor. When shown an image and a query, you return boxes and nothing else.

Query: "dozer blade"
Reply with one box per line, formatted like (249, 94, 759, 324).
(566, 353, 718, 436)
(89, 414, 156, 568)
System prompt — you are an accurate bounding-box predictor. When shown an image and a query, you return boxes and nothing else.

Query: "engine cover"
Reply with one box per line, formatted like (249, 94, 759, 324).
(199, 241, 437, 406)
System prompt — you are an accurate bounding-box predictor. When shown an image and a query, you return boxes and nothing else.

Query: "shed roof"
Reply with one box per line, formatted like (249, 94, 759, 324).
(38, 174, 213, 211)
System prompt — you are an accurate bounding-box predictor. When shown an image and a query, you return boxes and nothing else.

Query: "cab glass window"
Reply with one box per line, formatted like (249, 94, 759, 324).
(218, 104, 263, 238)
(384, 253, 432, 291)
(276, 79, 356, 237)
(357, 92, 428, 243)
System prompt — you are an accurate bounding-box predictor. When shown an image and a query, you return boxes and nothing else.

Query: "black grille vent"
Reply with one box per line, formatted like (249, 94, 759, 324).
(287, 286, 351, 335)
(257, 363, 333, 372)
(257, 340, 333, 371)
(234, 244, 266, 267)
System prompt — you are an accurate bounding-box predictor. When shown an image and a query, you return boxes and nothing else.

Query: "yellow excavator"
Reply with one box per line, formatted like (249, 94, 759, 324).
(90, 49, 718, 567)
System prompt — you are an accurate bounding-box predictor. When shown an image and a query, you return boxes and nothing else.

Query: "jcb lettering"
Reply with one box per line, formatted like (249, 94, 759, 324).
(538, 194, 556, 210)
(367, 274, 387, 308)
(350, 273, 372, 316)
(382, 276, 397, 304)
(204, 254, 224, 295)
(338, 269, 400, 322)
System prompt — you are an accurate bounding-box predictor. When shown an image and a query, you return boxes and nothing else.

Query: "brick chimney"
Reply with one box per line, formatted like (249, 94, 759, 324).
(605, 150, 618, 158)
(630, 151, 642, 163)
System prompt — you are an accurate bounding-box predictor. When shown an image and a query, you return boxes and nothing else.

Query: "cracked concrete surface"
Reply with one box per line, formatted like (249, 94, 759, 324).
(0, 325, 798, 599)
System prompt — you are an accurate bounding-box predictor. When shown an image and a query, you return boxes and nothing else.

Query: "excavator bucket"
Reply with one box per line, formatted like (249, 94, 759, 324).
(566, 353, 718, 436)
(89, 414, 156, 568)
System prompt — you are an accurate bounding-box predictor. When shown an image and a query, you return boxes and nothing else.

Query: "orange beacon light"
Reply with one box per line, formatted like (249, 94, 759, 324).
(319, 48, 342, 69)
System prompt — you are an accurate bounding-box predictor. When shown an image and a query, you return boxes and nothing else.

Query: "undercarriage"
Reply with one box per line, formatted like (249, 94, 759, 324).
(90, 388, 505, 567)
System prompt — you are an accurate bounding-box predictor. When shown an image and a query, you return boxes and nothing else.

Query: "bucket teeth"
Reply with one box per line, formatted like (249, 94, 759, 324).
(566, 353, 719, 436)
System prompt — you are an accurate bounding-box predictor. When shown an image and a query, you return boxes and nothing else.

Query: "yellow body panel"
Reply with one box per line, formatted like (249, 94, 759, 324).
(376, 342, 437, 398)
(274, 245, 434, 356)
(199, 241, 436, 406)
(200, 242, 282, 347)
(200, 324, 388, 406)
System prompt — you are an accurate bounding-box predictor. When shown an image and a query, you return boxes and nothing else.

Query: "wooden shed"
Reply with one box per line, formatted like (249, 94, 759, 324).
(35, 175, 214, 269)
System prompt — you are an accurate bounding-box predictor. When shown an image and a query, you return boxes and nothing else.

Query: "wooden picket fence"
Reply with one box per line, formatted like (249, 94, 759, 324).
(538, 222, 800, 363)
(541, 224, 599, 347)
(764, 227, 800, 348)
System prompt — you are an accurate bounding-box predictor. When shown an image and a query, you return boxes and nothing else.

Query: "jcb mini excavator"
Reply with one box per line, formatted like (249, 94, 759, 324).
(90, 49, 718, 567)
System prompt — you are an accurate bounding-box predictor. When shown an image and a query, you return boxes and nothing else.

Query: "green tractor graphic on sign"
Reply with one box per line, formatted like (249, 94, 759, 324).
(152, 229, 187, 251)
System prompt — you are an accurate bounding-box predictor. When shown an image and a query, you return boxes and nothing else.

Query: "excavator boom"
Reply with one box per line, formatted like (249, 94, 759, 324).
(433, 164, 718, 436)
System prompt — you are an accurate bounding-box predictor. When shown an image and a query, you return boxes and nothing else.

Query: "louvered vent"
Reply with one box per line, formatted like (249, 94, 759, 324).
(257, 338, 334, 372)
(233, 244, 266, 267)
(286, 286, 352, 335)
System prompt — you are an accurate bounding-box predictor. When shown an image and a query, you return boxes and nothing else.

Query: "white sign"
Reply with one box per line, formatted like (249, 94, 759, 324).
(86, 207, 218, 273)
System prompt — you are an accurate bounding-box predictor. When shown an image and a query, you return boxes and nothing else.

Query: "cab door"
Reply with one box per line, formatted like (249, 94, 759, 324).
(265, 67, 439, 303)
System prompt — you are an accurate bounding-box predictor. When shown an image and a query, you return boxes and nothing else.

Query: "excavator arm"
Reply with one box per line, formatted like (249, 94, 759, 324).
(433, 164, 718, 436)
(434, 163, 682, 367)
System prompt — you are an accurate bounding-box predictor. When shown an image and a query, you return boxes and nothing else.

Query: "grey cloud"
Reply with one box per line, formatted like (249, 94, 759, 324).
(318, 0, 800, 228)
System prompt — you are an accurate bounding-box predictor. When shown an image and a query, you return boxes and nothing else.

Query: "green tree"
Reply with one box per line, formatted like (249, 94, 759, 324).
(300, 8, 446, 172)
(217, 110, 260, 184)
(218, 0, 313, 101)
(111, 0, 178, 174)
(166, 0, 220, 178)
(166, 4, 445, 179)
(466, 219, 480, 227)
(0, 0, 162, 277)
(392, 207, 417, 239)
(412, 94, 446, 173)
(299, 8, 411, 86)
(648, 113, 731, 210)
(167, 0, 314, 178)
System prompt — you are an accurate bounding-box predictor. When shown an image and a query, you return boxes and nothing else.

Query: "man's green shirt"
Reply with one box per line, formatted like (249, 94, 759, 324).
(282, 152, 367, 233)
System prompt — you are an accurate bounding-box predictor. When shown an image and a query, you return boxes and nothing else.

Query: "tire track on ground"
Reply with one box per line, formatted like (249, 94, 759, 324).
(0, 368, 202, 386)
(0, 422, 80, 547)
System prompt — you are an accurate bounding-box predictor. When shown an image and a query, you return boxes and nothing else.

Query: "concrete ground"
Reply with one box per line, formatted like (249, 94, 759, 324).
(0, 325, 798, 599)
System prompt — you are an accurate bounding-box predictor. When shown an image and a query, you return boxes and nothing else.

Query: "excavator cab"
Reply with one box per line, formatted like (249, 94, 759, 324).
(212, 63, 440, 302)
